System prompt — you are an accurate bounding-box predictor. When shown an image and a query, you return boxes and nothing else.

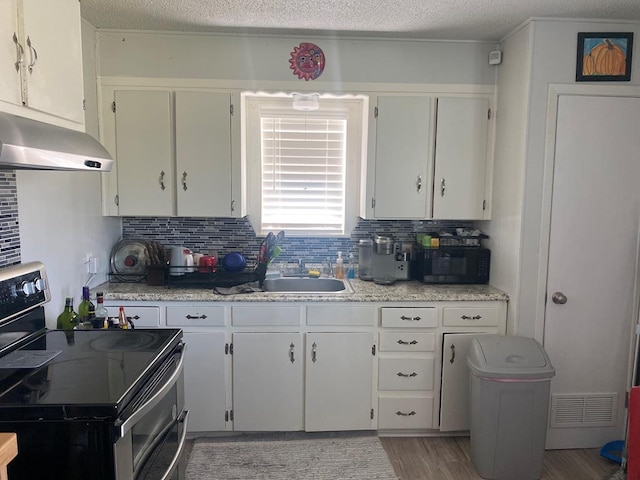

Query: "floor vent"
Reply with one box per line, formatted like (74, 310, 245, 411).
(550, 393, 618, 428)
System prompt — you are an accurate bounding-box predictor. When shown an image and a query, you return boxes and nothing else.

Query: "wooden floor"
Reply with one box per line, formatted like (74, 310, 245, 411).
(380, 436, 621, 480)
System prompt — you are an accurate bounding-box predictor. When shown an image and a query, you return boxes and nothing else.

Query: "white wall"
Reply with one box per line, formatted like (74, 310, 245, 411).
(478, 22, 533, 335)
(17, 21, 121, 325)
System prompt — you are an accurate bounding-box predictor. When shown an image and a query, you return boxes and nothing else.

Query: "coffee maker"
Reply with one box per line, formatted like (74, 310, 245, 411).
(371, 235, 410, 284)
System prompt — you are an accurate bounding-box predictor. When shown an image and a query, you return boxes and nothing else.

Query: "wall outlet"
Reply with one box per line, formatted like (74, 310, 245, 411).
(86, 253, 98, 274)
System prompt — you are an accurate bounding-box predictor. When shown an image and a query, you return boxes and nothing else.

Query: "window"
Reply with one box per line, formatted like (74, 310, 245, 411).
(244, 94, 366, 236)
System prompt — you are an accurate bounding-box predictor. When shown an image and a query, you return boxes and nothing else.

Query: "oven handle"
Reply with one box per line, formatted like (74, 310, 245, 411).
(160, 409, 189, 480)
(116, 342, 187, 439)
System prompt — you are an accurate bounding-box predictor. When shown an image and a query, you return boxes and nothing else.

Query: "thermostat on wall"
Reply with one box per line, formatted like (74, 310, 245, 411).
(489, 50, 502, 65)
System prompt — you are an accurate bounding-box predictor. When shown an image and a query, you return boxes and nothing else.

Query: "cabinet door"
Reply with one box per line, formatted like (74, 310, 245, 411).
(176, 91, 233, 217)
(115, 90, 174, 216)
(305, 332, 374, 431)
(370, 96, 431, 219)
(440, 332, 486, 431)
(21, 0, 84, 123)
(183, 332, 229, 432)
(0, 0, 21, 108)
(232, 332, 303, 431)
(432, 97, 489, 220)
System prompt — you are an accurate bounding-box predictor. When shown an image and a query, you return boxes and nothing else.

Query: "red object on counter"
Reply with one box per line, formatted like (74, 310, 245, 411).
(629, 386, 640, 479)
(198, 256, 217, 273)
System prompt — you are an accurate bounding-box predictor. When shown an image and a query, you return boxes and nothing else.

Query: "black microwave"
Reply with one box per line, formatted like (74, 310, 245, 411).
(412, 246, 490, 284)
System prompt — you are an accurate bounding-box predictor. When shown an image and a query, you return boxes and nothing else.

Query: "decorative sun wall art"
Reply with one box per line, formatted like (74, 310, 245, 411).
(289, 43, 325, 80)
(576, 32, 633, 82)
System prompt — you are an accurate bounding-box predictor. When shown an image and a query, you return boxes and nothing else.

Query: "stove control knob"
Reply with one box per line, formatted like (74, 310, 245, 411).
(34, 277, 47, 292)
(20, 281, 36, 296)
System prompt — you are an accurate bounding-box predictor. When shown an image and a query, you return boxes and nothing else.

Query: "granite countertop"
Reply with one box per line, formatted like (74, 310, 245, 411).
(95, 278, 509, 303)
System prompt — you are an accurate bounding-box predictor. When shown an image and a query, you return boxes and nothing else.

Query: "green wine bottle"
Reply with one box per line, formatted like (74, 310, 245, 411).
(77, 286, 95, 328)
(57, 297, 78, 330)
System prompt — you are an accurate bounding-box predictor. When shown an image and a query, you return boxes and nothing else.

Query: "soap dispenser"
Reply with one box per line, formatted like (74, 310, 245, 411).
(335, 251, 345, 279)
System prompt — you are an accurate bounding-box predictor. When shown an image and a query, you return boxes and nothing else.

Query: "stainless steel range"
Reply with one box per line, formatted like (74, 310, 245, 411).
(0, 262, 188, 480)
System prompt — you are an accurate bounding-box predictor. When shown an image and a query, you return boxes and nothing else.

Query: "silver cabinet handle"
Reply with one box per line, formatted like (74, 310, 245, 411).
(552, 292, 567, 304)
(395, 411, 416, 417)
(416, 174, 422, 193)
(440, 177, 446, 196)
(396, 372, 418, 378)
(461, 315, 482, 320)
(159, 170, 166, 191)
(450, 344, 456, 364)
(231, 199, 235, 212)
(185, 314, 207, 319)
(400, 315, 421, 321)
(182, 171, 188, 191)
(289, 342, 295, 363)
(397, 339, 418, 345)
(311, 342, 317, 363)
(12, 32, 23, 72)
(26, 36, 37, 73)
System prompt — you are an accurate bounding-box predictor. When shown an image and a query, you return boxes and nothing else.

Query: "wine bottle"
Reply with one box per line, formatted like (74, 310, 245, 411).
(77, 286, 95, 328)
(57, 297, 78, 330)
(93, 292, 108, 329)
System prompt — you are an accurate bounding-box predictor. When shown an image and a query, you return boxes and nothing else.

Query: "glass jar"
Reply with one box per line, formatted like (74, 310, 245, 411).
(358, 239, 373, 281)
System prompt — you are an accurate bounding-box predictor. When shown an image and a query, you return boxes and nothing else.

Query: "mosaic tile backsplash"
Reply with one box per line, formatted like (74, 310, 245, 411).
(0, 171, 20, 268)
(122, 216, 473, 265)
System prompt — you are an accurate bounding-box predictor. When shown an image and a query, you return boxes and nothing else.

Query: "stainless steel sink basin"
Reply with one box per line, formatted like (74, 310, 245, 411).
(262, 277, 354, 294)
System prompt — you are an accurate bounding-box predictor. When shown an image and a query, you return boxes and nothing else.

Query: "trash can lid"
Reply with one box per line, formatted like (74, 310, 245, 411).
(467, 335, 556, 380)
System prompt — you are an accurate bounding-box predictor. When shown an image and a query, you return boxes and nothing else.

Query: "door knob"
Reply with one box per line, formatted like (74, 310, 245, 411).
(551, 292, 567, 304)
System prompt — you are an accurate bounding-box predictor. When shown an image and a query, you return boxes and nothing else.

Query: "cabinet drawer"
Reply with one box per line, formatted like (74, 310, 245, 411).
(442, 307, 500, 327)
(166, 305, 225, 327)
(378, 396, 434, 430)
(307, 305, 375, 326)
(379, 332, 436, 352)
(378, 357, 434, 391)
(380, 307, 438, 328)
(105, 306, 160, 327)
(232, 305, 302, 326)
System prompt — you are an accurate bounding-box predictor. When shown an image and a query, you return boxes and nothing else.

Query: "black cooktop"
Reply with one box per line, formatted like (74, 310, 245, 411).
(0, 327, 182, 420)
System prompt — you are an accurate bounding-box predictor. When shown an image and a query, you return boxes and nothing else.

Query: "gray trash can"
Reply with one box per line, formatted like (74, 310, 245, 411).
(467, 335, 555, 480)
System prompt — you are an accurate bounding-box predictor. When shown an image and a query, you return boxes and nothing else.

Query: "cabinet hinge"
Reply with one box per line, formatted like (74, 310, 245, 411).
(371, 344, 376, 356)
(487, 108, 492, 120)
(370, 408, 374, 420)
(230, 410, 234, 421)
(230, 104, 234, 116)
(111, 101, 116, 113)
(482, 199, 487, 211)
(371, 197, 375, 209)
(225, 410, 229, 422)
(374, 106, 378, 118)
(230, 200, 235, 213)
(82, 99, 87, 111)
(114, 195, 119, 206)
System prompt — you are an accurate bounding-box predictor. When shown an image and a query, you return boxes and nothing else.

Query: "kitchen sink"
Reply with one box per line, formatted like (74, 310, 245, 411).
(262, 277, 354, 294)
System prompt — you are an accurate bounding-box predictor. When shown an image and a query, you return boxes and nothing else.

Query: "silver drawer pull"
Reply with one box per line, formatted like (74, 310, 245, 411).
(461, 314, 482, 320)
(396, 372, 418, 378)
(397, 340, 418, 345)
(185, 314, 208, 319)
(400, 315, 421, 321)
(395, 410, 416, 417)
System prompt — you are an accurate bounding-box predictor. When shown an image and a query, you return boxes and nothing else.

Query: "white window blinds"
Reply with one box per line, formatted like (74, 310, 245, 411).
(260, 114, 347, 234)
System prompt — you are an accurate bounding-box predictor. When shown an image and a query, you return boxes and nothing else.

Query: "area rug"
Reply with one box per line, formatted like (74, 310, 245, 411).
(186, 433, 398, 480)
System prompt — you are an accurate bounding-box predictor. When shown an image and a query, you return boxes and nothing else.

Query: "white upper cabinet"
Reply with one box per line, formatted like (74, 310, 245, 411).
(432, 97, 490, 220)
(363, 95, 432, 219)
(103, 87, 240, 217)
(0, 0, 84, 124)
(114, 90, 174, 216)
(361, 94, 493, 221)
(175, 91, 235, 217)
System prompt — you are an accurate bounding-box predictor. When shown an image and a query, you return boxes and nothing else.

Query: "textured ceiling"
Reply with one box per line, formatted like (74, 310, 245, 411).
(80, 0, 640, 41)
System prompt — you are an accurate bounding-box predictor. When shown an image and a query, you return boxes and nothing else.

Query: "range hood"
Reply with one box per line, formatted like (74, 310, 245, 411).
(0, 112, 113, 172)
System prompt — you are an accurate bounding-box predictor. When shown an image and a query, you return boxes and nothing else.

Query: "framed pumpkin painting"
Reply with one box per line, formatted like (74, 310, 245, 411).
(576, 32, 633, 82)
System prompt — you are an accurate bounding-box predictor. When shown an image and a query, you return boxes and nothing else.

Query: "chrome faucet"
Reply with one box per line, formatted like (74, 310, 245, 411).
(297, 258, 306, 273)
(325, 256, 334, 277)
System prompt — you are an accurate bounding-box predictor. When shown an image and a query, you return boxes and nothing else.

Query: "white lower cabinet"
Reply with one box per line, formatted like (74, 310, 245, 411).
(232, 332, 304, 431)
(305, 332, 374, 431)
(182, 331, 229, 432)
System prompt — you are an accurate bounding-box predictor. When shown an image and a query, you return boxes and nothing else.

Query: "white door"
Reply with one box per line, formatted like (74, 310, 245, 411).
(232, 332, 303, 431)
(544, 95, 640, 449)
(175, 91, 233, 217)
(440, 333, 486, 432)
(305, 332, 374, 431)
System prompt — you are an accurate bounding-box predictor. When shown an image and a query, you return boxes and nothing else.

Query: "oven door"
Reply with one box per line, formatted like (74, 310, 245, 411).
(114, 343, 188, 480)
